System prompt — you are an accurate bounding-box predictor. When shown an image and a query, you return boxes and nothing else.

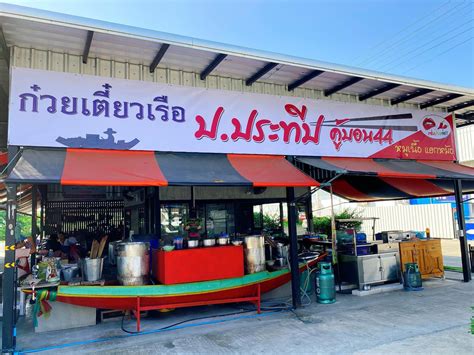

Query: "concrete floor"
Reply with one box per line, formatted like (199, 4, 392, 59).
(8, 272, 474, 354)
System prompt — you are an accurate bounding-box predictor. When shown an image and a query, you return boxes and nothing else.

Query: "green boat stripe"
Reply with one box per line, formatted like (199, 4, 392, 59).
(58, 269, 289, 297)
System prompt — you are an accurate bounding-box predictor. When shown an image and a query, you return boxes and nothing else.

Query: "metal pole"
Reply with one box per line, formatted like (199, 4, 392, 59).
(286, 186, 301, 308)
(30, 185, 38, 267)
(154, 187, 161, 238)
(454, 179, 471, 282)
(39, 185, 47, 240)
(330, 185, 337, 264)
(144, 187, 150, 234)
(279, 202, 284, 234)
(306, 187, 314, 233)
(2, 183, 18, 353)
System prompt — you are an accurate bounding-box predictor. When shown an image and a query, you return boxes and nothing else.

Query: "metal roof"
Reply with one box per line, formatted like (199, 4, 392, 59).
(0, 3, 473, 125)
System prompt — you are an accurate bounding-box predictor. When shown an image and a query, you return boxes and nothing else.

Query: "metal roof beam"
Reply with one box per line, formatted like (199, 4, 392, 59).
(456, 112, 474, 121)
(419, 93, 463, 109)
(288, 70, 324, 91)
(358, 83, 400, 101)
(82, 30, 93, 64)
(245, 62, 278, 86)
(324, 77, 363, 96)
(457, 119, 474, 128)
(200, 53, 227, 80)
(390, 88, 433, 105)
(0, 28, 10, 67)
(150, 43, 170, 73)
(448, 100, 474, 112)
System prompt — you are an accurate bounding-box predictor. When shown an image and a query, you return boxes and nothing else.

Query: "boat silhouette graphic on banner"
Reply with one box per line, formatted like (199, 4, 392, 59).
(56, 128, 140, 149)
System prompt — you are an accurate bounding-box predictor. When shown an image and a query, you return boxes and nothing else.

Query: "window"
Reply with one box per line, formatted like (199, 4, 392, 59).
(160, 203, 189, 239)
(205, 203, 235, 236)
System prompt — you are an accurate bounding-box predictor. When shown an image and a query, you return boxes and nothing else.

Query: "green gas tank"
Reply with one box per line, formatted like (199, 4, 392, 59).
(403, 263, 422, 290)
(315, 262, 336, 304)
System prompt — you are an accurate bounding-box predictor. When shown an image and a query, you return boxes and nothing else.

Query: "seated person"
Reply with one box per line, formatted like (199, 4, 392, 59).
(42, 234, 65, 257)
(57, 233, 81, 262)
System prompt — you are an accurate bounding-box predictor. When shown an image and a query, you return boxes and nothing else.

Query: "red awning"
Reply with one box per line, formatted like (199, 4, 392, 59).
(296, 156, 474, 201)
(227, 154, 318, 187)
(297, 156, 474, 180)
(7, 148, 318, 187)
(61, 149, 167, 186)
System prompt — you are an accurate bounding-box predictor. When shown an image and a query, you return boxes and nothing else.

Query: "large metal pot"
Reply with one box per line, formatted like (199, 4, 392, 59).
(116, 242, 150, 285)
(244, 236, 266, 274)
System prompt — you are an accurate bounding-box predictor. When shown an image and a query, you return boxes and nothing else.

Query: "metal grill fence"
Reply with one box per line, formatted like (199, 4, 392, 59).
(45, 200, 124, 236)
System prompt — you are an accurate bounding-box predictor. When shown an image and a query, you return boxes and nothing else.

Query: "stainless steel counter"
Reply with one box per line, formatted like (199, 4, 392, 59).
(338, 252, 400, 290)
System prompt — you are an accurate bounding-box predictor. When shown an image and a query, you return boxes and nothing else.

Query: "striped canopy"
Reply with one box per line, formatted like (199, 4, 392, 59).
(7, 148, 318, 187)
(296, 157, 474, 201)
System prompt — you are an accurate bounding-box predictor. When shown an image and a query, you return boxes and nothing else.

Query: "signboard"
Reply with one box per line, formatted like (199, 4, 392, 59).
(8, 67, 457, 160)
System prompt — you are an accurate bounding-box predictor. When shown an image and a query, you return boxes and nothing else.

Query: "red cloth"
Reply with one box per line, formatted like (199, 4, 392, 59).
(153, 246, 244, 284)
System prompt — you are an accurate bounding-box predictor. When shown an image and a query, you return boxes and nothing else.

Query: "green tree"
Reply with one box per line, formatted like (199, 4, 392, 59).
(312, 209, 362, 236)
(0, 211, 34, 241)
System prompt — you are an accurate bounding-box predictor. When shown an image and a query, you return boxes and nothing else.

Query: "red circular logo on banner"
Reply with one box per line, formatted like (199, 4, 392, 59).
(421, 115, 451, 140)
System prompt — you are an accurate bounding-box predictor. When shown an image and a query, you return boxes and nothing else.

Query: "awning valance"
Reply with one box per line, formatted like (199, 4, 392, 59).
(295, 156, 474, 201)
(296, 157, 474, 180)
(7, 148, 318, 187)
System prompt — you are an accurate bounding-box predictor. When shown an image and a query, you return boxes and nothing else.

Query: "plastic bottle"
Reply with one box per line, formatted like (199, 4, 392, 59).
(425, 227, 431, 239)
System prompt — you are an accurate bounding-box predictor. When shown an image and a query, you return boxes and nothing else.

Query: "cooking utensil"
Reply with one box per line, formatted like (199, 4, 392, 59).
(97, 235, 108, 258)
(217, 237, 229, 246)
(116, 242, 150, 286)
(203, 238, 216, 247)
(61, 265, 79, 282)
(90, 240, 99, 259)
(187, 239, 200, 248)
(81, 257, 104, 282)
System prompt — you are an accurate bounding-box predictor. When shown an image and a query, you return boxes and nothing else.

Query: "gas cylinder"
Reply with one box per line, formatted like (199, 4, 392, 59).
(403, 263, 422, 290)
(315, 262, 336, 304)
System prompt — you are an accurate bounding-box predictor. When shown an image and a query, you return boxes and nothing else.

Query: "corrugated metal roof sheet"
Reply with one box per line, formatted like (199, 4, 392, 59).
(0, 2, 473, 122)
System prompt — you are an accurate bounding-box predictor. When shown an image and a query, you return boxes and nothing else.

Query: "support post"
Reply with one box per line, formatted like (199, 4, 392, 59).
(144, 187, 150, 234)
(154, 187, 161, 237)
(279, 202, 284, 234)
(286, 187, 301, 308)
(31, 185, 38, 267)
(2, 183, 18, 353)
(330, 185, 337, 264)
(39, 185, 47, 240)
(306, 187, 314, 233)
(454, 179, 471, 282)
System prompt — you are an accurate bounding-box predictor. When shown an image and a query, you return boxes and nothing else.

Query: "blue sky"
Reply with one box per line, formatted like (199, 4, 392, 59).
(4, 0, 474, 87)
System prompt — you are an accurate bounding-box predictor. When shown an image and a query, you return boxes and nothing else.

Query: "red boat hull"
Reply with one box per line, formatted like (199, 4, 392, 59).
(56, 259, 321, 310)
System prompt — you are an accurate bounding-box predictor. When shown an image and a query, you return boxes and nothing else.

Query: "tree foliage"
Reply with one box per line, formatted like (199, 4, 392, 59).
(0, 211, 34, 241)
(312, 209, 362, 236)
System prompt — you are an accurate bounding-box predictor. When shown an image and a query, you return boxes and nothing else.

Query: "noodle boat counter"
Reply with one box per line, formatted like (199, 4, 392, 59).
(55, 258, 321, 310)
(26, 254, 325, 332)
(152, 245, 245, 285)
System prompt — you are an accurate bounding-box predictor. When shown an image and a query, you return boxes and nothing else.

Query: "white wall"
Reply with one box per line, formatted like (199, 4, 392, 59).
(355, 204, 455, 239)
(456, 125, 474, 166)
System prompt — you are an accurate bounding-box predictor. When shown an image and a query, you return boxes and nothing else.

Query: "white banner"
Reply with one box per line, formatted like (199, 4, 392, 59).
(8, 67, 456, 160)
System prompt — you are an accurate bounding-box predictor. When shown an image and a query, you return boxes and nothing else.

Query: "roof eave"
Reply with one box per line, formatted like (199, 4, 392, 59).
(0, 2, 473, 98)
